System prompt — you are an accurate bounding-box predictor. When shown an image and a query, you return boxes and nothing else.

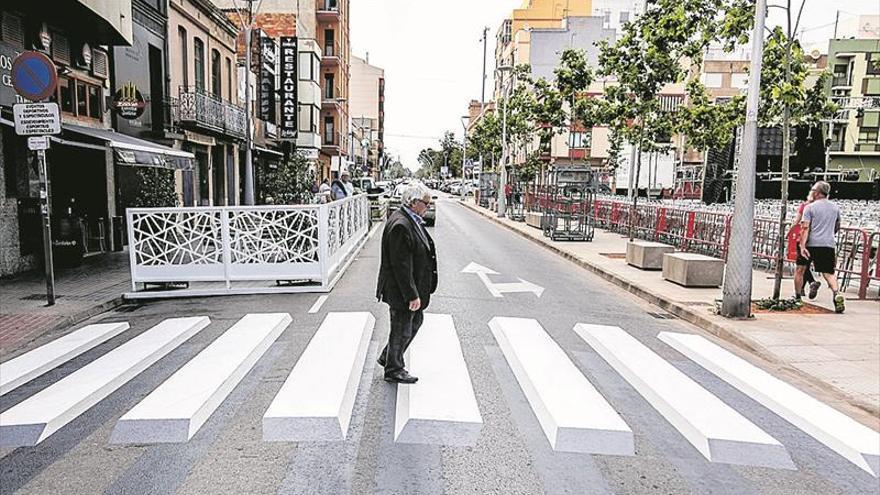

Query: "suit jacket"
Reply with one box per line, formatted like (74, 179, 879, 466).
(376, 207, 438, 310)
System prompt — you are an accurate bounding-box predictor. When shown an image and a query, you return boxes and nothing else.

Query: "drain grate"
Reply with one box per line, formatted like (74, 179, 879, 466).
(21, 294, 62, 301)
(647, 311, 677, 320)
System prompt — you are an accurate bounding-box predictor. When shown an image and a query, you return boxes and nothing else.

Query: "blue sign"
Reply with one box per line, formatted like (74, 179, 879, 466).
(12, 51, 58, 102)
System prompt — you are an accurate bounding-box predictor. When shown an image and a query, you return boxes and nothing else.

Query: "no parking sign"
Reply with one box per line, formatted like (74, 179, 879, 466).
(12, 51, 57, 102)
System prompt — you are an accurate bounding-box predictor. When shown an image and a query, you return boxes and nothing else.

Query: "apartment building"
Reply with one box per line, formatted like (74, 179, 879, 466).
(495, 0, 592, 100)
(167, 0, 244, 206)
(826, 38, 880, 181)
(350, 55, 385, 179)
(316, 0, 351, 180)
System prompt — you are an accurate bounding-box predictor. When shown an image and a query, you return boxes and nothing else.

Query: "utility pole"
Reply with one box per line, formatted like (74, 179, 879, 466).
(721, 0, 767, 318)
(833, 10, 840, 38)
(234, 0, 263, 206)
(481, 27, 489, 111)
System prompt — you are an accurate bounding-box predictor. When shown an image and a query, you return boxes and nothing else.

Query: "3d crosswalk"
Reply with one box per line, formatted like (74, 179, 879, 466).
(111, 313, 291, 444)
(0, 317, 210, 447)
(1, 309, 878, 478)
(395, 314, 482, 446)
(263, 312, 375, 442)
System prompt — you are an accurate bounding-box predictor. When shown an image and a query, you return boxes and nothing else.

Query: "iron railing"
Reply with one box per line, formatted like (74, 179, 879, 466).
(178, 86, 247, 139)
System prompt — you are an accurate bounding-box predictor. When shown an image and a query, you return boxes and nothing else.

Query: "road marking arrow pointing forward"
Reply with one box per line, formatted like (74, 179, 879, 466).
(461, 263, 544, 298)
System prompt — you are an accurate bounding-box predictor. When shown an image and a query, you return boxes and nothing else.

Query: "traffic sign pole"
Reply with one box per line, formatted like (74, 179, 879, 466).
(36, 149, 56, 305)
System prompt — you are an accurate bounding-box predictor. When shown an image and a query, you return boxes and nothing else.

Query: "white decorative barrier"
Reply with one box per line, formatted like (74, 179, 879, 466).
(126, 194, 370, 297)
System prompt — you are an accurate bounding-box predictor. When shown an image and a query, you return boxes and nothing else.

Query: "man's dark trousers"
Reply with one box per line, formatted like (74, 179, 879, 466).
(380, 308, 424, 373)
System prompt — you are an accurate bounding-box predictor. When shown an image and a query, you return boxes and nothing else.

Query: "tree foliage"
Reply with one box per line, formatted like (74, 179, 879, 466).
(131, 167, 178, 208)
(258, 151, 315, 205)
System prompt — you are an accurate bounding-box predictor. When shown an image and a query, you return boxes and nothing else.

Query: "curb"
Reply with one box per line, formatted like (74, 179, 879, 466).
(459, 200, 879, 419)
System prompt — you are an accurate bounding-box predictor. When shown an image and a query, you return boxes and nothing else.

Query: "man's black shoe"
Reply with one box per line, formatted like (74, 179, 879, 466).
(377, 355, 386, 368)
(384, 370, 418, 384)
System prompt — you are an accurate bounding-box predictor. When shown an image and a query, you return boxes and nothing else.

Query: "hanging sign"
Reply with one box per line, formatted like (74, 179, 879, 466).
(111, 82, 146, 120)
(259, 36, 276, 123)
(278, 36, 297, 141)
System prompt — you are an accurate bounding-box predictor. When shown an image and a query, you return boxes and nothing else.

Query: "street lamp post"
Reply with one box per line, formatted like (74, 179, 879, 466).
(496, 66, 514, 218)
(460, 115, 470, 202)
(721, 0, 767, 318)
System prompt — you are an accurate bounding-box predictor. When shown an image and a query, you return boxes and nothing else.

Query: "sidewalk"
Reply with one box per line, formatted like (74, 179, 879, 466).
(0, 252, 130, 358)
(461, 199, 880, 424)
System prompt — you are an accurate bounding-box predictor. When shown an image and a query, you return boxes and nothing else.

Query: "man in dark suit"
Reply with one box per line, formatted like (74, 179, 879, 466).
(376, 182, 438, 384)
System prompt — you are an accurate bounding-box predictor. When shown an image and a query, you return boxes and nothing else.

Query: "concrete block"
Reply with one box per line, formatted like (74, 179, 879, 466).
(626, 241, 675, 270)
(525, 211, 543, 229)
(394, 314, 482, 446)
(575, 324, 794, 469)
(662, 252, 724, 287)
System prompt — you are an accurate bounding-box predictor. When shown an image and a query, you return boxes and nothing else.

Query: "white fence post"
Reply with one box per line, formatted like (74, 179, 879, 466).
(221, 208, 232, 289)
(318, 202, 331, 289)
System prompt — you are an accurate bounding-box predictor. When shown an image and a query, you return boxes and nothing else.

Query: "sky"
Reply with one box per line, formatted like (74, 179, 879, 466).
(349, 0, 880, 171)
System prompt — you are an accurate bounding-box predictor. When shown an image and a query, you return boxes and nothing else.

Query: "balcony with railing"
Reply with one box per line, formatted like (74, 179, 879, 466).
(322, 41, 340, 65)
(178, 87, 247, 139)
(317, 0, 340, 21)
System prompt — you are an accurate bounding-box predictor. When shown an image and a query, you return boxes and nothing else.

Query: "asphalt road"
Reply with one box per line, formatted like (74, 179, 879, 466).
(1, 198, 878, 495)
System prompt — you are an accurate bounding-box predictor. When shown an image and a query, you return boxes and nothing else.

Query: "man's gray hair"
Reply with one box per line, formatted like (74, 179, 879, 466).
(400, 182, 432, 207)
(813, 180, 831, 197)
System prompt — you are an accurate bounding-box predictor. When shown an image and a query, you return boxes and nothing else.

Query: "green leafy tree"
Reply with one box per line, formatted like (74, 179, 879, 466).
(131, 168, 178, 207)
(258, 151, 315, 205)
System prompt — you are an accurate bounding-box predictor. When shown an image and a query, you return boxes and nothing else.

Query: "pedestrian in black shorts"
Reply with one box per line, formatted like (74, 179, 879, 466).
(791, 191, 820, 299)
(796, 181, 845, 313)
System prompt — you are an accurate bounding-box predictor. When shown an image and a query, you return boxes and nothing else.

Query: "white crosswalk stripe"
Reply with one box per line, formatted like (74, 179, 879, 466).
(394, 313, 482, 446)
(0, 317, 210, 448)
(659, 331, 880, 477)
(490, 317, 635, 455)
(110, 313, 291, 444)
(263, 312, 375, 442)
(574, 323, 794, 469)
(0, 322, 130, 396)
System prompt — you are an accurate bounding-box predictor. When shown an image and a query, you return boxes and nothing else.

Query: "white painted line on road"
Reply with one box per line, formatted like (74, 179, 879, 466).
(0, 317, 210, 447)
(489, 317, 633, 455)
(574, 324, 794, 469)
(0, 322, 130, 396)
(461, 262, 544, 298)
(110, 313, 291, 444)
(263, 312, 375, 442)
(394, 314, 482, 446)
(659, 331, 880, 477)
(308, 295, 329, 314)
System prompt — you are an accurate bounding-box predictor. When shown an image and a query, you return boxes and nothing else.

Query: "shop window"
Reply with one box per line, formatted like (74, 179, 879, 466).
(76, 80, 87, 116)
(88, 85, 101, 118)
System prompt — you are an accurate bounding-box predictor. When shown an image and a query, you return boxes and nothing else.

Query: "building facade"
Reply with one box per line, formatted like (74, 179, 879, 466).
(167, 0, 244, 207)
(1, 2, 136, 276)
(826, 38, 880, 181)
(350, 55, 384, 179)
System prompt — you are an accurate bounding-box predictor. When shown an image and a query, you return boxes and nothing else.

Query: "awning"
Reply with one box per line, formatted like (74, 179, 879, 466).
(64, 124, 194, 170)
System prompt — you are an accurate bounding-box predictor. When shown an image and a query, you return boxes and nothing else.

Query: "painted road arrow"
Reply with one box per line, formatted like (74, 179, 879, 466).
(461, 262, 544, 298)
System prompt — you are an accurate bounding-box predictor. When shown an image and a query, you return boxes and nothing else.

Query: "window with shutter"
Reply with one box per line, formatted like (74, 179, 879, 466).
(53, 32, 71, 65)
(92, 49, 109, 78)
(1, 12, 25, 49)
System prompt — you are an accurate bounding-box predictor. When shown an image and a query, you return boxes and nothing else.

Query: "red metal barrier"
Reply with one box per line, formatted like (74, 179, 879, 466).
(581, 199, 878, 299)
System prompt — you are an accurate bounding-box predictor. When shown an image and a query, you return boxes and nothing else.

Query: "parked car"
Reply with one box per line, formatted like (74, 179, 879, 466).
(386, 184, 437, 226)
